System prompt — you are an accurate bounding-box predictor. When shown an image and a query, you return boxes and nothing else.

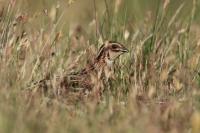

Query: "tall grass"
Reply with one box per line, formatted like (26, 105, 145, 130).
(0, 0, 200, 133)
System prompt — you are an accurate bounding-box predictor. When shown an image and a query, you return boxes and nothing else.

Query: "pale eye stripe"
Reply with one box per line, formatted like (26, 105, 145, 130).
(110, 42, 121, 45)
(110, 42, 123, 48)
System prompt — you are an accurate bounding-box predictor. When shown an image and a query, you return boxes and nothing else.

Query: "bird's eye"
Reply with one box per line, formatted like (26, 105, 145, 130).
(111, 44, 119, 49)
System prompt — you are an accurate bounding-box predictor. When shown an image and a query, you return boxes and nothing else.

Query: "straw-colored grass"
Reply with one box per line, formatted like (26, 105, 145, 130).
(0, 0, 200, 133)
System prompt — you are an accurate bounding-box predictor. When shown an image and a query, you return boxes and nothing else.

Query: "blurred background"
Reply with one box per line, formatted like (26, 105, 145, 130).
(0, 0, 200, 133)
(1, 0, 200, 38)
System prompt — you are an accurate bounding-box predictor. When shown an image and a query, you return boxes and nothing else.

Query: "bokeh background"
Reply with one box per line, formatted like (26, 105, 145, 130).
(0, 0, 200, 133)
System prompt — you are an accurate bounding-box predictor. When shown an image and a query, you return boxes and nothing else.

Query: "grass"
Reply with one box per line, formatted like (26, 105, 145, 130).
(0, 0, 200, 133)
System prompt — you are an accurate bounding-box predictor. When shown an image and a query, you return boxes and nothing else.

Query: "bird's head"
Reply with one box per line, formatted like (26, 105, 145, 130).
(96, 41, 129, 64)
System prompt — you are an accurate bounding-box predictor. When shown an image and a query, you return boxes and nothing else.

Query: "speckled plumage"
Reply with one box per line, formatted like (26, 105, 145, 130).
(28, 41, 128, 100)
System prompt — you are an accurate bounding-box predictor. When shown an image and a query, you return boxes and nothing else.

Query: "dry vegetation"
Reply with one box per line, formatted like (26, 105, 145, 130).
(0, 0, 200, 133)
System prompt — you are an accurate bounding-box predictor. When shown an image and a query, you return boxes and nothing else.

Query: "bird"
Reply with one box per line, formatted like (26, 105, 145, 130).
(27, 41, 129, 101)
(58, 41, 128, 98)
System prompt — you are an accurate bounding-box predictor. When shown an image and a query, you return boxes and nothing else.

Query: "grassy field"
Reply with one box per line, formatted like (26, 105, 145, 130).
(0, 0, 200, 133)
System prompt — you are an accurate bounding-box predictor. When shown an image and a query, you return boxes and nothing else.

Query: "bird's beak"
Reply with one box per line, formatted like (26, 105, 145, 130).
(121, 46, 129, 53)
